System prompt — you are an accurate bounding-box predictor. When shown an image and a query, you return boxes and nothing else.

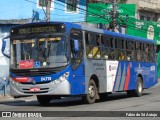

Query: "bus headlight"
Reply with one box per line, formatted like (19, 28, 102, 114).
(11, 78, 19, 86)
(51, 72, 69, 85)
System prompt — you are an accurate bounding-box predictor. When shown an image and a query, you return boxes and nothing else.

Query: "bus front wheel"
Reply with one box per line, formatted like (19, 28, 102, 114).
(37, 95, 51, 105)
(82, 79, 98, 104)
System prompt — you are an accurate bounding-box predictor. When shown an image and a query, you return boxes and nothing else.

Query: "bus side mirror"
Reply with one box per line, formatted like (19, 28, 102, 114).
(1, 37, 10, 58)
(71, 39, 79, 52)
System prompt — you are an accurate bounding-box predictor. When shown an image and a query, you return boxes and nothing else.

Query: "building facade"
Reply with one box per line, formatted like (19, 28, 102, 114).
(127, 0, 160, 22)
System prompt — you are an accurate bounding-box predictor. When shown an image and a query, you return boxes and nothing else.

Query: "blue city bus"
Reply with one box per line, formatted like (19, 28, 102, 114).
(6, 22, 157, 105)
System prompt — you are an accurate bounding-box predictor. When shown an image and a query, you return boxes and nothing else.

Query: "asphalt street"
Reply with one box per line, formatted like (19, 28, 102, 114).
(0, 82, 159, 120)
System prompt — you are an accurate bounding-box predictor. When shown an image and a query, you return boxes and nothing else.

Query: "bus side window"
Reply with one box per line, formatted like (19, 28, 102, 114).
(126, 40, 135, 61)
(85, 32, 89, 45)
(85, 33, 92, 58)
(149, 44, 155, 62)
(70, 29, 83, 69)
(86, 33, 101, 59)
(89, 33, 96, 46)
(144, 43, 149, 62)
(96, 35, 101, 46)
(92, 34, 101, 59)
(135, 42, 142, 61)
(109, 37, 115, 59)
(115, 38, 125, 60)
(102, 36, 115, 60)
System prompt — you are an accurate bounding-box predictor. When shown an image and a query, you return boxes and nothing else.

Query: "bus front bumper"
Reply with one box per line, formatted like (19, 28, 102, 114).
(10, 79, 71, 97)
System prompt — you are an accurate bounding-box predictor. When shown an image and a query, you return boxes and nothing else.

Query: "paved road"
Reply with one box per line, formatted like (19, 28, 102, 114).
(0, 83, 159, 120)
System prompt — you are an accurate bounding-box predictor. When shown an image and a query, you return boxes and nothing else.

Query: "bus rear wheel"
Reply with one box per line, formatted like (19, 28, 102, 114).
(82, 79, 98, 104)
(37, 95, 51, 105)
(134, 77, 143, 97)
(127, 77, 143, 97)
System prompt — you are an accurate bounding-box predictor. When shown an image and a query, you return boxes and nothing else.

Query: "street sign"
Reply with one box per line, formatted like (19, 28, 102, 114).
(34, 61, 40, 68)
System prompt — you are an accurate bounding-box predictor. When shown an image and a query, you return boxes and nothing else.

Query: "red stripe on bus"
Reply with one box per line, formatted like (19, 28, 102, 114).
(124, 64, 130, 90)
(12, 77, 28, 83)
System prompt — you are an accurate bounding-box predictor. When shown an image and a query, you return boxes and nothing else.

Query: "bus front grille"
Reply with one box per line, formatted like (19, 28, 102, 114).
(22, 88, 49, 94)
(24, 91, 48, 94)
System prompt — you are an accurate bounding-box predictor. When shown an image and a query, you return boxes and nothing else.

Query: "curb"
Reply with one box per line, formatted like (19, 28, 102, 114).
(0, 99, 25, 104)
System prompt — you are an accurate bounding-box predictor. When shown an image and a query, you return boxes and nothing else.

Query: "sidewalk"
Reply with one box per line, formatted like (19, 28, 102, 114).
(0, 94, 36, 104)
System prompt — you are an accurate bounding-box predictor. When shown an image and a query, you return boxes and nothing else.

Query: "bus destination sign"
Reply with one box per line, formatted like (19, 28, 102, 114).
(11, 24, 65, 35)
(18, 26, 55, 34)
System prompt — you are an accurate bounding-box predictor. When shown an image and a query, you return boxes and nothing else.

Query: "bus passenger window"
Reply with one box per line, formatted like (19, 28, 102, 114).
(85, 33, 89, 45)
(85, 33, 101, 59)
(144, 44, 149, 62)
(126, 40, 134, 50)
(149, 44, 154, 52)
(117, 51, 125, 60)
(137, 52, 141, 61)
(119, 52, 125, 60)
(126, 51, 135, 61)
(136, 42, 140, 51)
(145, 44, 149, 52)
(104, 49, 114, 60)
(70, 29, 83, 69)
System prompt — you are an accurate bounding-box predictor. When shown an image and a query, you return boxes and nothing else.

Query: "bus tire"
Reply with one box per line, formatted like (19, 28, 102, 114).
(82, 79, 98, 104)
(127, 77, 143, 97)
(37, 95, 51, 105)
(134, 77, 143, 97)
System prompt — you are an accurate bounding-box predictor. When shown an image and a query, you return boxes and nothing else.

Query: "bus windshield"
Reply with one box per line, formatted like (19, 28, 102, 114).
(11, 36, 68, 69)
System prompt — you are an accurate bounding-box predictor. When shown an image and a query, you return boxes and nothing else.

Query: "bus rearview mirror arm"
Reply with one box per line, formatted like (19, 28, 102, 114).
(1, 37, 10, 59)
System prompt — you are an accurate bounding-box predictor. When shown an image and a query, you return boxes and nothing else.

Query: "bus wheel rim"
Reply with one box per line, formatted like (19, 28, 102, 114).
(88, 85, 95, 98)
(138, 82, 142, 93)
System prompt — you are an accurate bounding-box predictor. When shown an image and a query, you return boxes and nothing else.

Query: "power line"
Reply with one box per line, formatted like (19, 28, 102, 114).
(1, 0, 158, 31)
(24, 0, 87, 17)
(24, 0, 160, 37)
(0, 0, 159, 41)
(52, 1, 160, 37)
(25, 0, 110, 23)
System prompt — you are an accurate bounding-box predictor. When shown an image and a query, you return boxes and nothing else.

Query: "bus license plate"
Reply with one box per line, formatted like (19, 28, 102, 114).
(30, 87, 40, 92)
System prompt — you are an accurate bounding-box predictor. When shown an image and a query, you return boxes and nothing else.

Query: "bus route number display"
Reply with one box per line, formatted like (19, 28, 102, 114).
(18, 26, 56, 34)
(11, 24, 65, 35)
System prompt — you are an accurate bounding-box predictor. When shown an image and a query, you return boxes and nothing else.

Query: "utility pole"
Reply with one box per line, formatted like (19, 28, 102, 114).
(112, 0, 117, 32)
(46, 0, 51, 21)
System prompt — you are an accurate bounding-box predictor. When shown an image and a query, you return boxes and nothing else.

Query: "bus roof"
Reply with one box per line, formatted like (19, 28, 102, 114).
(64, 22, 155, 44)
(78, 23, 155, 44)
(11, 21, 155, 44)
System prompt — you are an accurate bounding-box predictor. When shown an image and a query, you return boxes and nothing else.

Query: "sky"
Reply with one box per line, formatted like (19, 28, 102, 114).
(0, 0, 34, 19)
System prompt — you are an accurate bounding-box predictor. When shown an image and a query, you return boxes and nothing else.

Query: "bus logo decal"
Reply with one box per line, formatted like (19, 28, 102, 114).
(32, 80, 36, 85)
(27, 77, 33, 82)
